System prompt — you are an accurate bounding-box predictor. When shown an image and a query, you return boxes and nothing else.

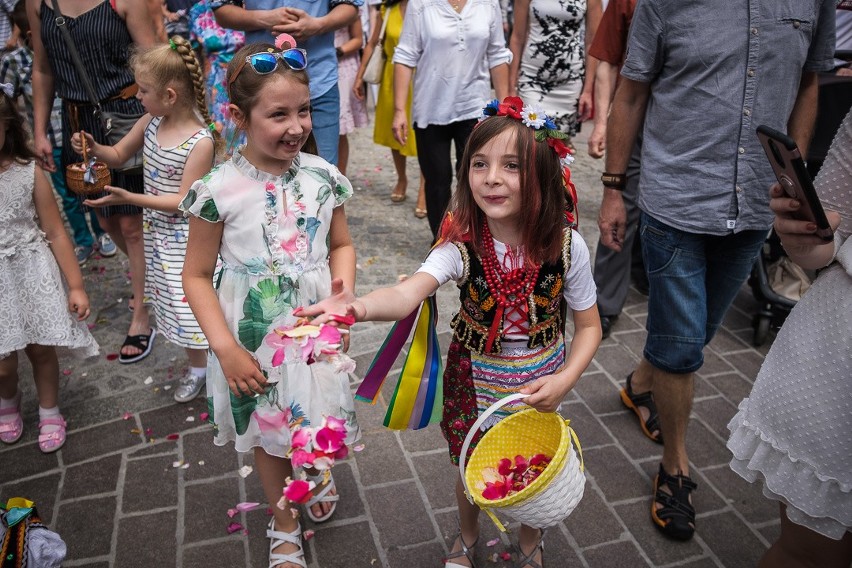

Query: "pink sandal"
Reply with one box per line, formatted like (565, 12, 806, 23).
(38, 416, 67, 453)
(0, 394, 23, 444)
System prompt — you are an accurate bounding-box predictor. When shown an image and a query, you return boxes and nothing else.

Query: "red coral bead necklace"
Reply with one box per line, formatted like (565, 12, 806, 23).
(480, 222, 540, 309)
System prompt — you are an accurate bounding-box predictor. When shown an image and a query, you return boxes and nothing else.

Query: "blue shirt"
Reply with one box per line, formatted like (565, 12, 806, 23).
(210, 0, 363, 100)
(622, 0, 836, 234)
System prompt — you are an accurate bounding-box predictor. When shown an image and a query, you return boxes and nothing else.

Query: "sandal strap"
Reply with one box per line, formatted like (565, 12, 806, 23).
(305, 472, 339, 507)
(267, 521, 306, 568)
(654, 465, 697, 522)
(0, 406, 20, 417)
(0, 421, 22, 434)
(515, 530, 544, 568)
(38, 417, 67, 429)
(625, 373, 662, 439)
(446, 534, 478, 567)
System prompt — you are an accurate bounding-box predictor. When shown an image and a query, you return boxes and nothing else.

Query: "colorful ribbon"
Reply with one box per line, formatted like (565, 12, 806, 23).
(355, 296, 443, 430)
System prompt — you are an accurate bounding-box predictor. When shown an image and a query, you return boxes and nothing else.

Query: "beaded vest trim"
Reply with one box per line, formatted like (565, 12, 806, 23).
(450, 229, 572, 354)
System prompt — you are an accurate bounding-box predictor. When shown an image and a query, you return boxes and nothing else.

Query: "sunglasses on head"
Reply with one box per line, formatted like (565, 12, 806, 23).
(229, 48, 308, 89)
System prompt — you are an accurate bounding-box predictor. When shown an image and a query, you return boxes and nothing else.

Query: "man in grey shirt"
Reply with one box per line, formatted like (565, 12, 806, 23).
(597, 0, 835, 541)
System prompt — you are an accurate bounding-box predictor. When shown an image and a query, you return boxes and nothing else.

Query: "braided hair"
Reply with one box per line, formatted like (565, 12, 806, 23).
(130, 36, 223, 155)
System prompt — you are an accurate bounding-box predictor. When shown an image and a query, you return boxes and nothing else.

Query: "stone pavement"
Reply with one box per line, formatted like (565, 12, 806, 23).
(0, 122, 780, 568)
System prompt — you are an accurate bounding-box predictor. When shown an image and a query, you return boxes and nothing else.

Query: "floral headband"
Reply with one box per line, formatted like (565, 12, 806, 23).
(482, 97, 574, 166)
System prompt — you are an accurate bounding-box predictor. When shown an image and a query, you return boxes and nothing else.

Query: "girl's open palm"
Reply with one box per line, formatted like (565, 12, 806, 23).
(83, 185, 132, 208)
(217, 345, 268, 398)
(296, 278, 360, 324)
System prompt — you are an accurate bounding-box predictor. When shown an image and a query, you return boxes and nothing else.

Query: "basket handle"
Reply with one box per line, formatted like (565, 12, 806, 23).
(79, 131, 89, 163)
(458, 393, 529, 504)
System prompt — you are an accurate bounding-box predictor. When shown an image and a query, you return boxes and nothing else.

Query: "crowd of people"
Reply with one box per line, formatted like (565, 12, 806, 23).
(0, 0, 850, 567)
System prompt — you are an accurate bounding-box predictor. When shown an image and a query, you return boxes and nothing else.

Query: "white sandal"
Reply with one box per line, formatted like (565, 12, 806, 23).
(304, 471, 339, 523)
(267, 519, 306, 568)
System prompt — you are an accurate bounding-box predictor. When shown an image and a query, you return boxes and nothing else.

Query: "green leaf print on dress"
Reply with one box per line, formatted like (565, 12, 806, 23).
(198, 199, 220, 222)
(237, 278, 297, 352)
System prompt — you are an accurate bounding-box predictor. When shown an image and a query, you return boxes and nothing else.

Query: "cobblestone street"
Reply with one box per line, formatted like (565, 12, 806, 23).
(0, 118, 779, 567)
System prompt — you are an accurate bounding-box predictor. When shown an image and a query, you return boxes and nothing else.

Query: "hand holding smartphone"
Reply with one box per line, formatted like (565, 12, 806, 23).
(756, 125, 834, 242)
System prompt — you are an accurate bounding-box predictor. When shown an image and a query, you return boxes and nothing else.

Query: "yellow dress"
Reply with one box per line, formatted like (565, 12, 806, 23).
(374, 4, 417, 157)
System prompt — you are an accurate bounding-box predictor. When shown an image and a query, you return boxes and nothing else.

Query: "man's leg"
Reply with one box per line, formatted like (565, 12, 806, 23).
(634, 212, 710, 540)
(310, 87, 341, 166)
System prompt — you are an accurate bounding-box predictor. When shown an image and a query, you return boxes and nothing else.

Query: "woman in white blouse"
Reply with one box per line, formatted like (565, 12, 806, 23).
(391, 0, 512, 237)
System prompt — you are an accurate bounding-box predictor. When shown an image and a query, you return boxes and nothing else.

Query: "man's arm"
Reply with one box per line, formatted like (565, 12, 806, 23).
(275, 3, 358, 41)
(213, 2, 289, 32)
(786, 71, 819, 157)
(587, 59, 618, 158)
(597, 77, 650, 251)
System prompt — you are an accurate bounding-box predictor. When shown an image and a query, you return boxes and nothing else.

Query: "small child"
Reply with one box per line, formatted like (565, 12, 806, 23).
(0, 87, 98, 454)
(180, 42, 360, 567)
(302, 97, 602, 567)
(71, 36, 216, 399)
(0, 0, 110, 265)
(334, 12, 368, 175)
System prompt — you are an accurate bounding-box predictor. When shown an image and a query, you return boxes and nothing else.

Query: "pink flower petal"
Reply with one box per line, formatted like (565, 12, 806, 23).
(226, 522, 243, 534)
(314, 426, 345, 453)
(282, 479, 314, 504)
(235, 502, 261, 512)
(323, 415, 347, 434)
(122, 412, 133, 420)
(316, 325, 341, 345)
(290, 427, 311, 449)
(226, 508, 238, 518)
(166, 433, 180, 440)
(199, 412, 210, 422)
(271, 348, 286, 367)
(303, 529, 315, 541)
(290, 449, 315, 469)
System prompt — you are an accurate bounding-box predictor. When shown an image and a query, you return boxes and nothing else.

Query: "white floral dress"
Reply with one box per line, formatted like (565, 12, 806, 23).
(0, 162, 99, 359)
(180, 150, 360, 457)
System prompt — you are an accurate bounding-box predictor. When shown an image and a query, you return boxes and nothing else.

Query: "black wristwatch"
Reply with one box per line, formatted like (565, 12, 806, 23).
(335, 47, 344, 58)
(601, 172, 627, 190)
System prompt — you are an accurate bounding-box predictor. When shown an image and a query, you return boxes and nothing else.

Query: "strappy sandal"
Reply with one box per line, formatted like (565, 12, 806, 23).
(0, 392, 23, 444)
(445, 532, 478, 568)
(515, 529, 545, 568)
(304, 471, 339, 523)
(267, 519, 306, 568)
(619, 372, 663, 444)
(651, 463, 697, 541)
(118, 328, 157, 364)
(38, 415, 67, 453)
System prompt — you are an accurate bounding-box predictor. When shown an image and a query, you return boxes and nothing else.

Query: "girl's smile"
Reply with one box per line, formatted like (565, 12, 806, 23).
(233, 74, 312, 175)
(469, 129, 523, 242)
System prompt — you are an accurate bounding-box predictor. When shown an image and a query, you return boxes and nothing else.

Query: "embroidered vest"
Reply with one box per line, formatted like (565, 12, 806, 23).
(450, 229, 572, 355)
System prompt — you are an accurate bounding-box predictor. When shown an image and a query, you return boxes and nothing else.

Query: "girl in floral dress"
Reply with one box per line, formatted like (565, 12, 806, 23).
(181, 43, 359, 568)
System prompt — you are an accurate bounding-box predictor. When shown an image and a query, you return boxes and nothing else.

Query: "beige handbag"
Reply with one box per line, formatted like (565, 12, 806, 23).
(769, 256, 812, 301)
(362, 11, 389, 84)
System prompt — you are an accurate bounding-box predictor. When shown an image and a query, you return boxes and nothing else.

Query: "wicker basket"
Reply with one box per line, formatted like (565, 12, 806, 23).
(66, 133, 111, 196)
(459, 393, 586, 530)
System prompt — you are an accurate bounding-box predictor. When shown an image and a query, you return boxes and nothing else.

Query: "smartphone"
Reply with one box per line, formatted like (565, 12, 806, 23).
(756, 125, 834, 242)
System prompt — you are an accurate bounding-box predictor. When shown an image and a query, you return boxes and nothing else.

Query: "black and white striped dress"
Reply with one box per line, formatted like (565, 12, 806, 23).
(142, 116, 212, 349)
(40, 0, 144, 217)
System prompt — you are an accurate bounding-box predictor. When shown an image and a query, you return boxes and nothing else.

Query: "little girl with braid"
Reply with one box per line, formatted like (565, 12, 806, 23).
(71, 36, 217, 404)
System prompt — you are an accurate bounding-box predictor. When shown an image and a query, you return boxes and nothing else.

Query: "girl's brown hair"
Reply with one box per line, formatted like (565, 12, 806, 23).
(441, 117, 569, 266)
(226, 43, 317, 155)
(0, 92, 37, 164)
(130, 36, 222, 154)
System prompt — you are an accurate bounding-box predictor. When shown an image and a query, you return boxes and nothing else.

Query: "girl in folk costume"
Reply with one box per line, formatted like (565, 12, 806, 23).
(71, 36, 216, 402)
(302, 97, 601, 568)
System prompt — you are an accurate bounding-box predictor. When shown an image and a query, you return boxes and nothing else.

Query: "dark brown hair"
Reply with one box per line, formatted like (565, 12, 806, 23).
(441, 117, 568, 266)
(226, 43, 317, 154)
(0, 92, 37, 164)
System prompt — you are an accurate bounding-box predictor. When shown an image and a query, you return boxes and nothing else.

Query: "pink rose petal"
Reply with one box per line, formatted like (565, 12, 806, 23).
(235, 502, 261, 512)
(303, 529, 315, 541)
(122, 412, 133, 420)
(226, 508, 238, 518)
(199, 412, 209, 421)
(226, 522, 243, 534)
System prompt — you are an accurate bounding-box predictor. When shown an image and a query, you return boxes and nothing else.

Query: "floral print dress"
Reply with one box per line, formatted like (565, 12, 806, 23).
(189, 0, 245, 151)
(180, 150, 360, 457)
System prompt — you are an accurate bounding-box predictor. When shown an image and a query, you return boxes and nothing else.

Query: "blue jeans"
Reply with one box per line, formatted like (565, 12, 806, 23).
(310, 86, 340, 166)
(640, 212, 766, 374)
(51, 147, 103, 248)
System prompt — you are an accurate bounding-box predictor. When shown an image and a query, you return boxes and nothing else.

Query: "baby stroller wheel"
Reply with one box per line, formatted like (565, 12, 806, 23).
(752, 313, 772, 347)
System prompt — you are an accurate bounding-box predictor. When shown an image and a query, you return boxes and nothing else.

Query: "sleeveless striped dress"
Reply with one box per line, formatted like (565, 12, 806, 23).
(142, 117, 212, 349)
(40, 0, 144, 217)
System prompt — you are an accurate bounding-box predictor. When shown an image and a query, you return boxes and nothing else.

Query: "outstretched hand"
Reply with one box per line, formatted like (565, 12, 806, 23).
(83, 185, 132, 208)
(295, 278, 362, 325)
